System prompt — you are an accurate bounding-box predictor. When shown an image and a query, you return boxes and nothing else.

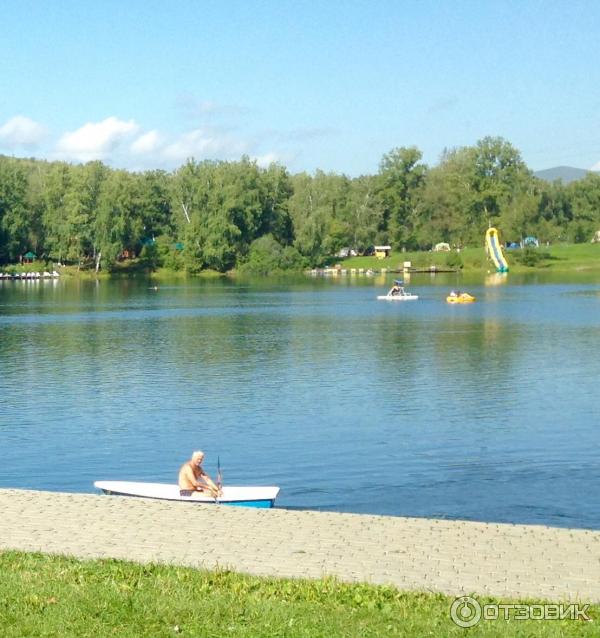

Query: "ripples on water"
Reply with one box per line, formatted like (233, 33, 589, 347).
(0, 275, 599, 529)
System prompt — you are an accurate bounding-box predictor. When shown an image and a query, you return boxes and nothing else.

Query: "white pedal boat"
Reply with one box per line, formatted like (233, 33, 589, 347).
(94, 481, 280, 508)
(377, 291, 419, 300)
(377, 279, 418, 301)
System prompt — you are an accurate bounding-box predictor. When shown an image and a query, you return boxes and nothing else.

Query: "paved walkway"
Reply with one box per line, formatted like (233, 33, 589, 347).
(1, 488, 599, 602)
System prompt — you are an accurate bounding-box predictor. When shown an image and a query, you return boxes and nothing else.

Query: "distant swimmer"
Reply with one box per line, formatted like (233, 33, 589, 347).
(149, 286, 159, 290)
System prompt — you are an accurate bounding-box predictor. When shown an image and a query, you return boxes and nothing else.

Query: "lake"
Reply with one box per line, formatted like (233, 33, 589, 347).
(1, 271, 599, 529)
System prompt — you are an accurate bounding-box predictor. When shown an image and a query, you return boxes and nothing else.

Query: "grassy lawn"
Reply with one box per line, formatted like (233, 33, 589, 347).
(336, 243, 600, 274)
(541, 243, 600, 269)
(0, 551, 596, 637)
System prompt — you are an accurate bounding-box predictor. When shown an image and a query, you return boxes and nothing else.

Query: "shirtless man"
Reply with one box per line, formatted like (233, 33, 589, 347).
(178, 450, 221, 498)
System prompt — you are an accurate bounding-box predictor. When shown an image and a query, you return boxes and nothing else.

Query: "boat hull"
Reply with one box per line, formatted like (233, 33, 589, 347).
(94, 481, 279, 508)
(377, 295, 418, 300)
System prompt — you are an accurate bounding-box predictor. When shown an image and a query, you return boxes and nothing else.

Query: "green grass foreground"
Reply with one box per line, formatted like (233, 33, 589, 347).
(0, 551, 596, 637)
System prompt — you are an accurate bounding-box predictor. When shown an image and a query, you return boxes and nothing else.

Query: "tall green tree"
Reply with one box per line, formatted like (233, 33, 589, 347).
(418, 138, 533, 247)
(565, 173, 600, 242)
(0, 158, 29, 262)
(377, 146, 427, 249)
(94, 170, 144, 270)
(469, 136, 532, 232)
(62, 161, 108, 265)
(41, 162, 74, 262)
(261, 163, 294, 246)
(289, 170, 352, 260)
(419, 147, 475, 247)
(24, 162, 49, 256)
(138, 169, 173, 239)
(344, 175, 382, 252)
(536, 180, 572, 242)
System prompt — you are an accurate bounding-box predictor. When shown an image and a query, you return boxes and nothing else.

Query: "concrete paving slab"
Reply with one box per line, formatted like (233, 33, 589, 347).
(0, 488, 598, 602)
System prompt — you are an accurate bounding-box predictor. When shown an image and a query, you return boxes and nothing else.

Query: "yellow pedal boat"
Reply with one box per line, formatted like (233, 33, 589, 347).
(446, 291, 476, 304)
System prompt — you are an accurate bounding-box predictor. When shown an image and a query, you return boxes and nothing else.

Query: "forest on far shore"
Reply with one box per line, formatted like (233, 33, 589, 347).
(0, 136, 599, 274)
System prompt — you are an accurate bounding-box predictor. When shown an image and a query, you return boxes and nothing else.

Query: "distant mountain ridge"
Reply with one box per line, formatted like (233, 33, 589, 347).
(534, 165, 599, 184)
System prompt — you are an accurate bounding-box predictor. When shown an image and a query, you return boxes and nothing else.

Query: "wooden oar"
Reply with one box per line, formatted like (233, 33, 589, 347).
(216, 456, 223, 498)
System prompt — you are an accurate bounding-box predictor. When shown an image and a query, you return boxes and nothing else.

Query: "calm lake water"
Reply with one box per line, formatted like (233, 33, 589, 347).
(1, 272, 599, 529)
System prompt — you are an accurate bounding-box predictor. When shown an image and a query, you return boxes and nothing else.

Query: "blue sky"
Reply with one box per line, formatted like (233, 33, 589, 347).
(1, 0, 599, 175)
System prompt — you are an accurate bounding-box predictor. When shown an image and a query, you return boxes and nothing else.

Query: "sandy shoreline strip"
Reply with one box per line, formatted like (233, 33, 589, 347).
(0, 488, 598, 602)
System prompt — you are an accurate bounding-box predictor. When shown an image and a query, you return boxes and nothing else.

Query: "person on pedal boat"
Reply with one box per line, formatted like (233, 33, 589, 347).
(178, 450, 221, 497)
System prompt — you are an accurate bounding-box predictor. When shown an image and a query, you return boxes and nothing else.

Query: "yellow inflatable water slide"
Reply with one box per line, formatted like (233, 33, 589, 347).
(485, 227, 509, 272)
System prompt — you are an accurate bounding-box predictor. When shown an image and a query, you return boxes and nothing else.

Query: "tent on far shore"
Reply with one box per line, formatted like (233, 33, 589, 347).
(23, 251, 37, 263)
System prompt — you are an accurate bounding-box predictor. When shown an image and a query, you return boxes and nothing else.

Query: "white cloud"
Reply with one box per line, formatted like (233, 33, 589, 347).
(254, 152, 281, 167)
(161, 128, 248, 163)
(591, 160, 600, 172)
(56, 116, 139, 161)
(40, 113, 281, 170)
(0, 115, 47, 148)
(130, 130, 162, 155)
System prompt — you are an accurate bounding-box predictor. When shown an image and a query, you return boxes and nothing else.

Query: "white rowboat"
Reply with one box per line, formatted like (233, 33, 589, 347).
(94, 481, 280, 508)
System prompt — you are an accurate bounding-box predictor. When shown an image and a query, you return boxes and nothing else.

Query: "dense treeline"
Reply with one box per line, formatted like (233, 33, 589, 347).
(0, 136, 599, 272)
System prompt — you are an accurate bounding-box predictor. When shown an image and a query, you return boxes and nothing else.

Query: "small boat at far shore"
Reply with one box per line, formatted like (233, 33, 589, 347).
(94, 481, 280, 508)
(377, 280, 418, 301)
(0, 270, 60, 280)
(446, 291, 476, 304)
